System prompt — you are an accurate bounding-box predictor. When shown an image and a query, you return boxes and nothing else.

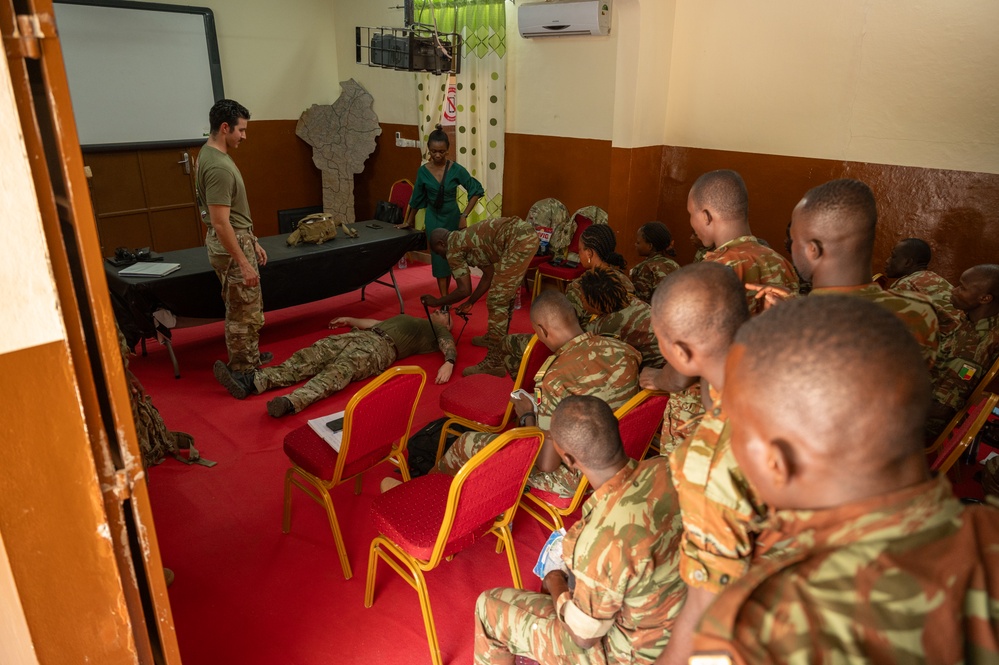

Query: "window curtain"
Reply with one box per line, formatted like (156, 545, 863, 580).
(415, 0, 506, 226)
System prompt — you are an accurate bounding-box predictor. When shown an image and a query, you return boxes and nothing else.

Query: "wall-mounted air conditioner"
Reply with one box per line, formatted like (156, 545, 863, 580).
(518, 0, 611, 38)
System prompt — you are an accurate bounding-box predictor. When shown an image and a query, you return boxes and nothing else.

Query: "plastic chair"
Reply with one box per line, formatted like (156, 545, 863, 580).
(533, 214, 593, 298)
(388, 178, 414, 220)
(281, 366, 427, 579)
(435, 334, 554, 461)
(519, 390, 668, 531)
(364, 428, 544, 665)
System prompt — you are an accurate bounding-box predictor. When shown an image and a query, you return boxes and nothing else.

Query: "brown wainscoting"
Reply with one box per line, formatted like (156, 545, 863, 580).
(353, 122, 425, 222)
(609, 145, 667, 268)
(657, 147, 999, 283)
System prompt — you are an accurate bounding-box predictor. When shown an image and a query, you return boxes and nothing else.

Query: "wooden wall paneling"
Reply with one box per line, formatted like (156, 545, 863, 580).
(97, 212, 153, 253)
(138, 148, 201, 250)
(657, 146, 999, 281)
(354, 122, 424, 223)
(86, 151, 146, 214)
(149, 208, 202, 251)
(608, 145, 666, 269)
(230, 119, 322, 238)
(502, 133, 613, 219)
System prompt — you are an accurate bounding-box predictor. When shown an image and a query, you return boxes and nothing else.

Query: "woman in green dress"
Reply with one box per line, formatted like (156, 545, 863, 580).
(399, 125, 484, 297)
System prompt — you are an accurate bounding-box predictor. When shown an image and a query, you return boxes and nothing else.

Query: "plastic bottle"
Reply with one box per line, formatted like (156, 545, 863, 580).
(397, 254, 407, 269)
(514, 287, 522, 310)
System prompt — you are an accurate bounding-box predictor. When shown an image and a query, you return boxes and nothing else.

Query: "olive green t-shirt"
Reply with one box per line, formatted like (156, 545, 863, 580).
(195, 145, 253, 230)
(375, 315, 454, 360)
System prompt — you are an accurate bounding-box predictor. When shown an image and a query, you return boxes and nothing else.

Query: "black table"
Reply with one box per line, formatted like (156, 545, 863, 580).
(107, 223, 425, 376)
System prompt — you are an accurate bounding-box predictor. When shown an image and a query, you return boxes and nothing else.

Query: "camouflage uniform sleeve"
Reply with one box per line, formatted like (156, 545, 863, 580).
(536, 369, 561, 431)
(437, 328, 458, 364)
(630, 260, 656, 303)
(670, 419, 759, 593)
(447, 235, 471, 280)
(564, 280, 591, 327)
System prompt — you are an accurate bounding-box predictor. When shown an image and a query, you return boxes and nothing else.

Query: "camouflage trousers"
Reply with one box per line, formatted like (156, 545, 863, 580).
(254, 330, 396, 413)
(660, 384, 705, 457)
(474, 587, 603, 665)
(207, 230, 264, 372)
(501, 333, 533, 378)
(438, 431, 580, 497)
(482, 222, 540, 366)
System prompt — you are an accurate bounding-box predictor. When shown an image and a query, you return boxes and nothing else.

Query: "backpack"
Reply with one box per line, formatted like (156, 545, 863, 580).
(406, 417, 470, 477)
(374, 200, 403, 225)
(287, 213, 357, 245)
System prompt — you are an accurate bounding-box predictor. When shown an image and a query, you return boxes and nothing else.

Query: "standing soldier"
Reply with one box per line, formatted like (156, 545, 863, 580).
(474, 396, 685, 665)
(197, 99, 269, 382)
(424, 216, 539, 376)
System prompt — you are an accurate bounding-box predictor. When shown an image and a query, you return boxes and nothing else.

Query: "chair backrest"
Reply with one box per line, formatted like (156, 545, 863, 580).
(567, 215, 593, 254)
(927, 354, 999, 453)
(930, 392, 999, 475)
(616, 390, 669, 461)
(388, 179, 414, 218)
(431, 429, 544, 562)
(513, 334, 554, 395)
(336, 366, 427, 481)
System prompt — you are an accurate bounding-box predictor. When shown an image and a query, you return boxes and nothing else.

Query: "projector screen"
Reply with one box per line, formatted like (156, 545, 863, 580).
(54, 0, 223, 150)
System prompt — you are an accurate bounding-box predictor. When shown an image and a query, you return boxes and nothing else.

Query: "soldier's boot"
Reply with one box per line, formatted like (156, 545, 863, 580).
(258, 351, 274, 365)
(267, 396, 295, 418)
(214, 360, 257, 400)
(462, 358, 506, 377)
(471, 335, 490, 348)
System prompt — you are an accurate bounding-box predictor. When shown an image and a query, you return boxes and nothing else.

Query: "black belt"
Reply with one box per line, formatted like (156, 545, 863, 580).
(369, 327, 397, 355)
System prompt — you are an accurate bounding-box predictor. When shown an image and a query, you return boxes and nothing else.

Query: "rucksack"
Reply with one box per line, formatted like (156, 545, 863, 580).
(406, 417, 470, 477)
(374, 200, 403, 225)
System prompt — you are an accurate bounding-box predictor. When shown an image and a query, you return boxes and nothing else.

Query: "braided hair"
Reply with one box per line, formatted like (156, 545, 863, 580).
(580, 266, 630, 315)
(639, 221, 676, 257)
(580, 224, 626, 270)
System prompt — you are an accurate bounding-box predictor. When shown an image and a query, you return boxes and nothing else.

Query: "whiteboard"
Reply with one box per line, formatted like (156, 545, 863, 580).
(54, 1, 223, 150)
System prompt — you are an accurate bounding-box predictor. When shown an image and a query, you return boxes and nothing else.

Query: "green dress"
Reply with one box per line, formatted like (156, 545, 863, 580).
(409, 161, 485, 278)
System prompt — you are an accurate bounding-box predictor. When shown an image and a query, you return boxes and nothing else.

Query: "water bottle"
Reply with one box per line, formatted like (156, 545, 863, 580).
(514, 287, 522, 310)
(398, 254, 407, 269)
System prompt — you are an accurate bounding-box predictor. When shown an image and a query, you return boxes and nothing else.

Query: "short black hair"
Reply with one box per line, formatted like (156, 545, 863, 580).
(690, 170, 749, 221)
(580, 266, 630, 315)
(651, 262, 749, 354)
(969, 264, 999, 298)
(580, 224, 626, 270)
(550, 395, 623, 469)
(209, 99, 250, 134)
(531, 289, 578, 328)
(639, 221, 675, 256)
(428, 123, 449, 148)
(895, 238, 932, 267)
(733, 295, 929, 460)
(799, 179, 877, 249)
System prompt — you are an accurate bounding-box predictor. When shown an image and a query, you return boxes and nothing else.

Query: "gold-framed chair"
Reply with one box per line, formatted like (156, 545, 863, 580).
(364, 428, 544, 665)
(281, 366, 427, 579)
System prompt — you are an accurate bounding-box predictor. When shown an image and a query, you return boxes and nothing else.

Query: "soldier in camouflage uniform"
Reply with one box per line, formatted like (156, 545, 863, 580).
(690, 295, 999, 665)
(425, 216, 539, 377)
(196, 99, 268, 375)
(438, 290, 641, 497)
(645, 263, 762, 665)
(924, 264, 999, 438)
(752, 179, 941, 369)
(214, 311, 456, 417)
(474, 396, 685, 665)
(581, 266, 664, 369)
(631, 221, 681, 304)
(885, 237, 962, 337)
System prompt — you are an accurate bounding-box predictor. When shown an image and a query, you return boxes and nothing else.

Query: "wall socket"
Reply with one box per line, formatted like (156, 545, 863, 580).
(394, 131, 420, 148)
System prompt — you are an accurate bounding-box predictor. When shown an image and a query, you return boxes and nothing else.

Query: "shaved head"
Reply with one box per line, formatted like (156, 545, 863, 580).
(531, 289, 579, 329)
(968, 264, 999, 298)
(796, 179, 877, 253)
(550, 395, 623, 470)
(689, 170, 749, 222)
(885, 238, 931, 278)
(731, 295, 929, 469)
(651, 262, 749, 355)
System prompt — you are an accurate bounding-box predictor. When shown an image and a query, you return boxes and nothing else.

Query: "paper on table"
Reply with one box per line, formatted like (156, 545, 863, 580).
(118, 262, 181, 277)
(308, 410, 346, 452)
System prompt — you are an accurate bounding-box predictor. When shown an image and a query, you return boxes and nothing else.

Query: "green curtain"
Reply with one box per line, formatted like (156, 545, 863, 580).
(415, 0, 506, 227)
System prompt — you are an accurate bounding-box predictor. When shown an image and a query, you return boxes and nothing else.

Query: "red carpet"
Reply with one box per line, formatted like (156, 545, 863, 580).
(135, 263, 554, 665)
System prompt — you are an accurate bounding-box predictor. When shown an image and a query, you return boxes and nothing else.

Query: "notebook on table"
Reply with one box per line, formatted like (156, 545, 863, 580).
(118, 262, 181, 277)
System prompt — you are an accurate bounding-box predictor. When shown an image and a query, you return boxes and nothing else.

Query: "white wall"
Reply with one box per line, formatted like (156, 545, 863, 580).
(664, 0, 999, 174)
(144, 0, 341, 120)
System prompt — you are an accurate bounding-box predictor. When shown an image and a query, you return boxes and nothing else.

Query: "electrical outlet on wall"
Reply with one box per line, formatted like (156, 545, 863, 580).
(394, 131, 420, 148)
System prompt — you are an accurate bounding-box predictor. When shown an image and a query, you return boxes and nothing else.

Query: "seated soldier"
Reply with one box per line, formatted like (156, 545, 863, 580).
(690, 295, 999, 663)
(213, 311, 455, 417)
(474, 396, 685, 665)
(438, 290, 641, 498)
(630, 221, 681, 304)
(581, 265, 664, 369)
(926, 263, 999, 438)
(885, 237, 962, 337)
(648, 262, 759, 665)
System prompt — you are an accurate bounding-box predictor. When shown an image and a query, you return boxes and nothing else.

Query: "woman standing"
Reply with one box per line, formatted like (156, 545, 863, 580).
(630, 221, 681, 303)
(399, 125, 484, 297)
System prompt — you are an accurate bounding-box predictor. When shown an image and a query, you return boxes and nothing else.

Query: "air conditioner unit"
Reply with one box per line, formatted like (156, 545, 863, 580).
(518, 0, 611, 38)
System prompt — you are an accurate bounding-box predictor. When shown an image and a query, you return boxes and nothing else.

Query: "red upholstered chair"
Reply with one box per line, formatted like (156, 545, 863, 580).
(281, 366, 426, 579)
(929, 392, 999, 476)
(364, 428, 544, 665)
(520, 390, 668, 531)
(926, 354, 999, 457)
(532, 215, 593, 298)
(435, 334, 553, 461)
(388, 178, 414, 219)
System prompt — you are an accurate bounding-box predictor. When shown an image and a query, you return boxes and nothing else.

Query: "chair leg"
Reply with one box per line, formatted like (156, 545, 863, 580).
(498, 525, 523, 589)
(395, 451, 412, 483)
(320, 488, 353, 580)
(436, 420, 457, 464)
(364, 539, 382, 608)
(413, 565, 443, 665)
(281, 468, 295, 533)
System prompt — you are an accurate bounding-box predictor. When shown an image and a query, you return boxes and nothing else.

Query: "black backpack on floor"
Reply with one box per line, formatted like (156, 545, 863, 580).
(406, 417, 469, 478)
